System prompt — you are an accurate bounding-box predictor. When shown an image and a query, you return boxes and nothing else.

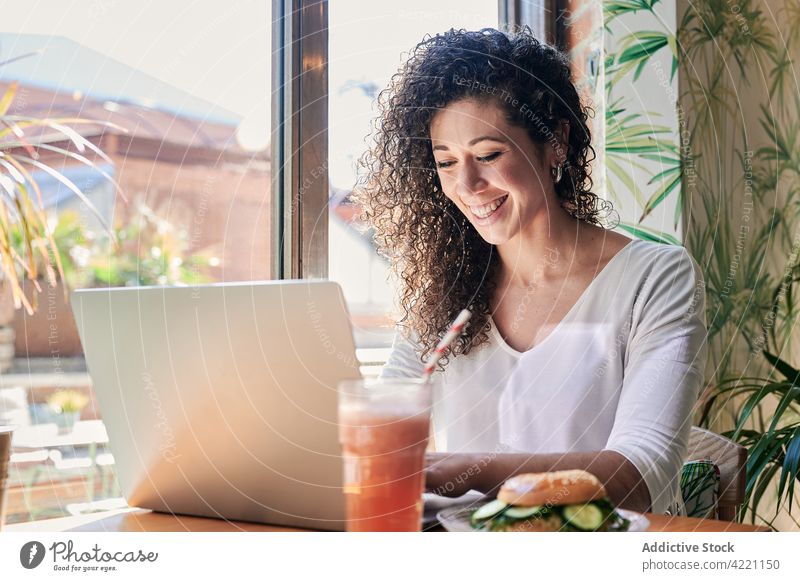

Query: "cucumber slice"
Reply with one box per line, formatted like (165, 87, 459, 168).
(504, 505, 542, 519)
(563, 503, 605, 531)
(471, 499, 508, 522)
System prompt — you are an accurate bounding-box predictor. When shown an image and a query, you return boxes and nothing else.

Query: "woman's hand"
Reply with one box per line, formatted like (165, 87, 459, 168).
(428, 450, 652, 512)
(425, 452, 488, 497)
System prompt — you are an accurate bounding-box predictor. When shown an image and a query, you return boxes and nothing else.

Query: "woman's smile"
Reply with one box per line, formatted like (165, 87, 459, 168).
(468, 194, 508, 222)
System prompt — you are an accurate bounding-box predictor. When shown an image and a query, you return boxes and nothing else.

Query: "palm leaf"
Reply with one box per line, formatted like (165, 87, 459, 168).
(639, 172, 681, 221)
(744, 435, 785, 499)
(778, 427, 800, 509)
(731, 382, 793, 439)
(616, 222, 680, 245)
(14, 156, 113, 237)
(0, 75, 122, 311)
(614, 31, 671, 82)
(605, 156, 648, 207)
(667, 34, 679, 81)
(748, 462, 781, 523)
(604, 0, 660, 24)
(763, 351, 800, 385)
(0, 83, 18, 116)
(605, 98, 681, 221)
(34, 143, 124, 197)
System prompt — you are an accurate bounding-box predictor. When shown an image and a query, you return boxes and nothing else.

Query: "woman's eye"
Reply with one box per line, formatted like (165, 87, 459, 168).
(435, 151, 502, 169)
(477, 151, 502, 163)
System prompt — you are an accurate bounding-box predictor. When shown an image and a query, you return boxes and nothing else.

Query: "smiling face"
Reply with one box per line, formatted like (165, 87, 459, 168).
(430, 98, 559, 246)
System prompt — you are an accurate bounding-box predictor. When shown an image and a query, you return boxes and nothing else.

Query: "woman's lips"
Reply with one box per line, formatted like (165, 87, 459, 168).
(469, 194, 508, 224)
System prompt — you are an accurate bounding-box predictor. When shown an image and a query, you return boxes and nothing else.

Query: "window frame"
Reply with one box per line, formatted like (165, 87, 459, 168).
(271, 0, 329, 279)
(498, 0, 556, 42)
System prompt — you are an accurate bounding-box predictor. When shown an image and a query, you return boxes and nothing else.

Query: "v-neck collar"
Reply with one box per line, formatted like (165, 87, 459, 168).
(491, 238, 640, 357)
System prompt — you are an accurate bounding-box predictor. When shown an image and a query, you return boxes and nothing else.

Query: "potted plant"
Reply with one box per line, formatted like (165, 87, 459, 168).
(699, 351, 800, 527)
(698, 250, 800, 528)
(46, 389, 89, 433)
(0, 79, 117, 305)
(0, 65, 120, 367)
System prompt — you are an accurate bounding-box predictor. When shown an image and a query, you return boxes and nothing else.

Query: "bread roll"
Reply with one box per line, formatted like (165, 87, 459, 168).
(497, 470, 607, 507)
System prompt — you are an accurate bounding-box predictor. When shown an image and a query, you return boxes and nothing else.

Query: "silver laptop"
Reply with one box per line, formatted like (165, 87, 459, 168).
(70, 280, 361, 531)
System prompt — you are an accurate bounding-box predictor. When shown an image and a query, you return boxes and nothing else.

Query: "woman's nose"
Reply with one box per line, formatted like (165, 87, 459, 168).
(456, 162, 489, 196)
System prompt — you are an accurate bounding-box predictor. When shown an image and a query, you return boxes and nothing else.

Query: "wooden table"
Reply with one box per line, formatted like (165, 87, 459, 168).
(6, 508, 769, 532)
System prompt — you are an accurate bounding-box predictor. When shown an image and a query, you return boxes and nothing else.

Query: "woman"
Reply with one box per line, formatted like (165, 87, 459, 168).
(355, 28, 707, 514)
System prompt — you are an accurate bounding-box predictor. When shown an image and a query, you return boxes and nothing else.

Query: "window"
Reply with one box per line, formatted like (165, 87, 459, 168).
(0, 1, 271, 523)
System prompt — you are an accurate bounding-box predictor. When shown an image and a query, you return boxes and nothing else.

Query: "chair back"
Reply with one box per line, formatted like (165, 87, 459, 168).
(686, 426, 746, 521)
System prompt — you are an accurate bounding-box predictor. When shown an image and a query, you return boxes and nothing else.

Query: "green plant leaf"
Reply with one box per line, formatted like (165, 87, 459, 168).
(616, 222, 680, 245)
(778, 427, 800, 512)
(767, 387, 800, 436)
(646, 163, 681, 185)
(749, 462, 781, 523)
(639, 173, 681, 221)
(745, 435, 785, 500)
(763, 351, 800, 385)
(604, 0, 660, 24)
(673, 188, 683, 230)
(667, 34, 678, 81)
(616, 31, 671, 82)
(605, 156, 648, 207)
(732, 384, 781, 440)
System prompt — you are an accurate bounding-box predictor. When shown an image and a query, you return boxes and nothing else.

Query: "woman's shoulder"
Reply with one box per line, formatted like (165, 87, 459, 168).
(581, 227, 693, 273)
(622, 240, 705, 319)
(606, 238, 703, 310)
(623, 238, 698, 273)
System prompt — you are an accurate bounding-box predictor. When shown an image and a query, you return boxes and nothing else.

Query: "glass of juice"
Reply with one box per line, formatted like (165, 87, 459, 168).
(338, 378, 431, 532)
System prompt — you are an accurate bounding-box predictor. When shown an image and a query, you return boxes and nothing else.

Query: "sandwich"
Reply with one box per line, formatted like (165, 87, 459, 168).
(470, 469, 630, 532)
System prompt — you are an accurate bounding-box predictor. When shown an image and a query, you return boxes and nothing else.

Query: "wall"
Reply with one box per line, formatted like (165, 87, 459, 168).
(676, 0, 800, 531)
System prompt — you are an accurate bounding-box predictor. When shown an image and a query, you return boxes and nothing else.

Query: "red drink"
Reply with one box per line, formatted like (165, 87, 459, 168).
(338, 379, 431, 532)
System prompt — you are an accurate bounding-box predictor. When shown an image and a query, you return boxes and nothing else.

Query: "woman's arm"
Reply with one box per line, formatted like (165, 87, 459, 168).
(603, 246, 707, 514)
(425, 450, 652, 513)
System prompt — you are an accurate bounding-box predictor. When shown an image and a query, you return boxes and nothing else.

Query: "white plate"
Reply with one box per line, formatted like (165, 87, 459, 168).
(437, 505, 649, 532)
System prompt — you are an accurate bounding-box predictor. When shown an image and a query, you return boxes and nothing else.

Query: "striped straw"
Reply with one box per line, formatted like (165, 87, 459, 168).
(421, 308, 472, 382)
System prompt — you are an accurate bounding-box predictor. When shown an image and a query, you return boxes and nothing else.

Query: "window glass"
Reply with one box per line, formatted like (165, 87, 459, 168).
(328, 1, 498, 360)
(0, 1, 271, 523)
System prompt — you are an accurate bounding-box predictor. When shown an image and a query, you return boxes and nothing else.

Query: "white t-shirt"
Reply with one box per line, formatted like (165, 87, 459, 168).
(381, 239, 708, 514)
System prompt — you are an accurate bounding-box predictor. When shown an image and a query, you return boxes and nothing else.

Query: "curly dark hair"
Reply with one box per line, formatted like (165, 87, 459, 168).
(354, 27, 610, 366)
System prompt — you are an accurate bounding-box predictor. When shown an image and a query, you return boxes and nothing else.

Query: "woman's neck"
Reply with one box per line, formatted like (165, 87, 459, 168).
(495, 205, 584, 288)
